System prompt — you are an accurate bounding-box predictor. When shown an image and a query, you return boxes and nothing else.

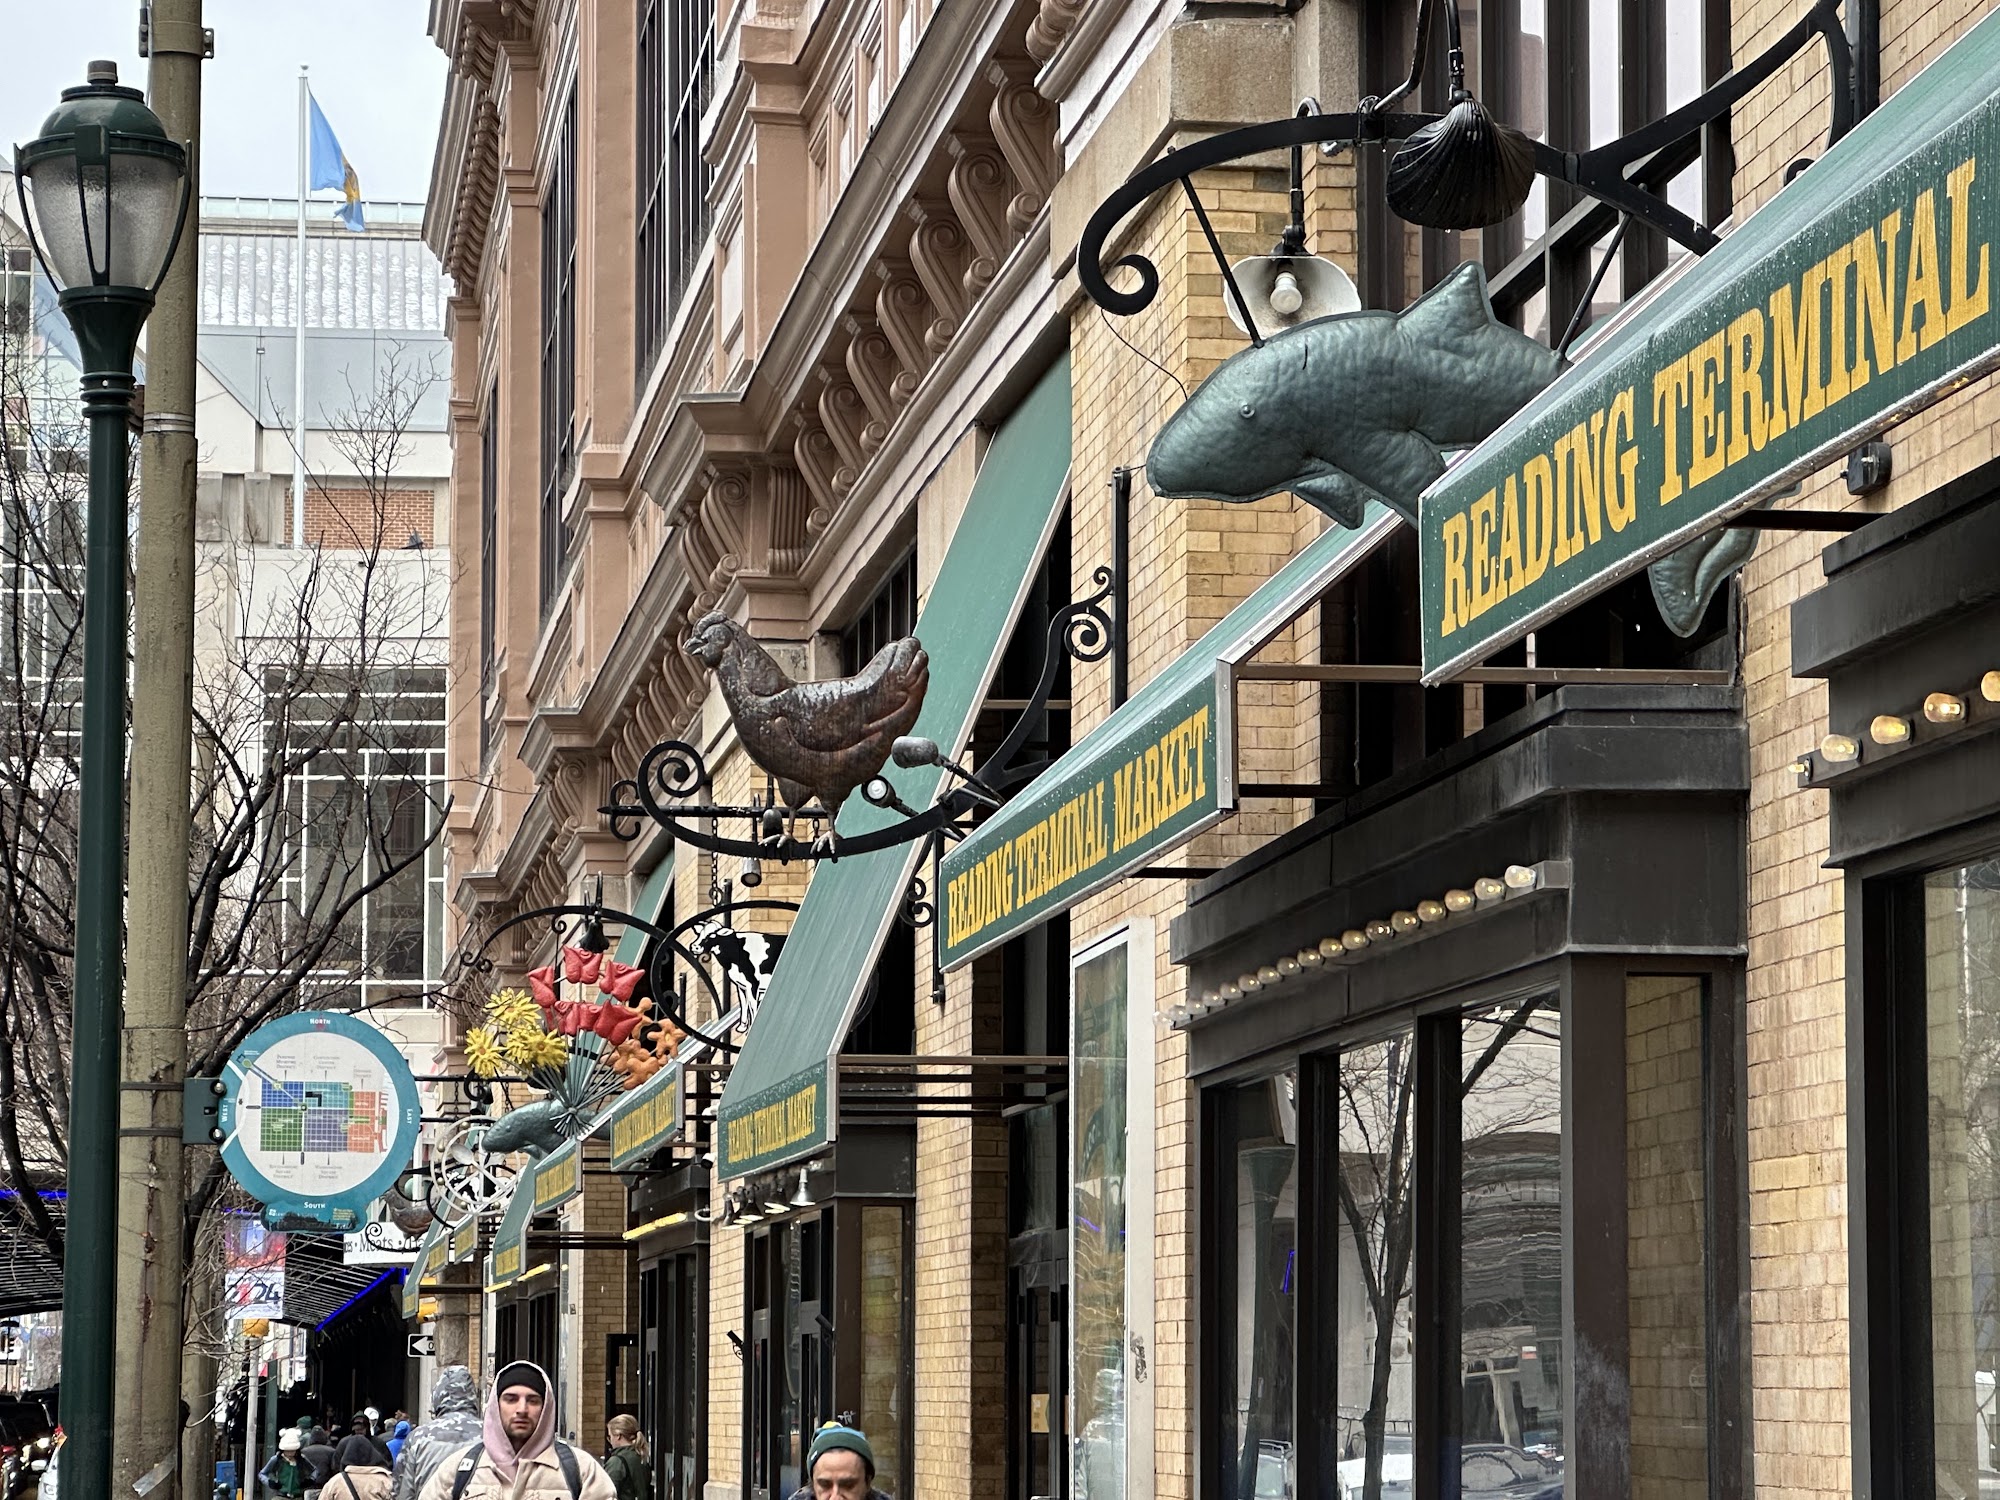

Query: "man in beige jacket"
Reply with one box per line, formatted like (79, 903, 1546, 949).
(417, 1362, 616, 1500)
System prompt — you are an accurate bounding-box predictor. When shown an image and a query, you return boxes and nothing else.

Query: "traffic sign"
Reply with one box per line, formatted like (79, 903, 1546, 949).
(407, 1333, 435, 1359)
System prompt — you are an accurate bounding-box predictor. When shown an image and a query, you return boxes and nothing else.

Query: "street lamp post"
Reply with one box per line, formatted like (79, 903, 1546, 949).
(13, 61, 189, 1500)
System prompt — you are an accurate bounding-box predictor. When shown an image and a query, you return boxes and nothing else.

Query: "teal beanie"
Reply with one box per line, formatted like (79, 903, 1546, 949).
(807, 1422, 875, 1479)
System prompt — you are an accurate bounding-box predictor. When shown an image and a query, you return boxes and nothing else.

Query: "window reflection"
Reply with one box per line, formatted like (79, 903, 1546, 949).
(1460, 998, 1566, 1485)
(1926, 860, 2000, 1498)
(1335, 1035, 1417, 1500)
(1217, 1074, 1299, 1500)
(1074, 945, 1129, 1500)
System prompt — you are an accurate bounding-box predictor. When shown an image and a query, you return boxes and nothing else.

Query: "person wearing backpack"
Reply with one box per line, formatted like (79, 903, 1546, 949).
(416, 1361, 616, 1500)
(324, 1436, 395, 1500)
(601, 1416, 651, 1500)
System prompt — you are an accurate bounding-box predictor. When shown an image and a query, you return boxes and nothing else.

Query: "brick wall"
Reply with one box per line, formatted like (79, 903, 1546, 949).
(301, 484, 437, 548)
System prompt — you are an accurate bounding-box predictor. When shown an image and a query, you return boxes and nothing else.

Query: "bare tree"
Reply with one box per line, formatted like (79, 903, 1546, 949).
(0, 314, 452, 1321)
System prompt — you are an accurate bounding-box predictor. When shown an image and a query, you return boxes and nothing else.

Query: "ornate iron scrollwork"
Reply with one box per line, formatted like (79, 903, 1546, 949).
(599, 564, 1118, 864)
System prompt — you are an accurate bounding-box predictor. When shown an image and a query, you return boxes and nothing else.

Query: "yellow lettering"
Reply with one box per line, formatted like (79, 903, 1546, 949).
(1688, 330, 1728, 488)
(1852, 210, 1901, 391)
(1724, 310, 1767, 467)
(1652, 356, 1692, 504)
(1900, 185, 1946, 359)
(1524, 455, 1556, 580)
(1769, 266, 1827, 438)
(1441, 511, 1470, 635)
(1945, 156, 1991, 335)
(1498, 477, 1525, 593)
(1604, 388, 1638, 532)
(1470, 492, 1499, 615)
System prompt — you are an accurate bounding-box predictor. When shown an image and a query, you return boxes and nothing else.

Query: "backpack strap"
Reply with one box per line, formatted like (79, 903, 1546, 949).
(552, 1441, 582, 1500)
(449, 1444, 484, 1500)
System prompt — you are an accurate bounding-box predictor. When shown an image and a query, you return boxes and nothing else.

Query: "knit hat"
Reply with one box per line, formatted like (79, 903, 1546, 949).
(278, 1430, 302, 1454)
(807, 1423, 874, 1480)
(493, 1361, 548, 1401)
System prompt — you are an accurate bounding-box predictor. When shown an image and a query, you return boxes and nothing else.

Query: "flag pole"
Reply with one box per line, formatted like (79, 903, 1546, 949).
(293, 66, 309, 548)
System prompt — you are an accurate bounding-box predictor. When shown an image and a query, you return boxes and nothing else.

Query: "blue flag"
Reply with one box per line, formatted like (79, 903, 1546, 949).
(307, 94, 365, 232)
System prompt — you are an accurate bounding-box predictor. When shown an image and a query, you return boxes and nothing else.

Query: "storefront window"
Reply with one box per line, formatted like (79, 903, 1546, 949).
(1925, 859, 2000, 1498)
(1459, 998, 1565, 1483)
(1334, 1034, 1416, 1500)
(858, 1205, 907, 1497)
(1215, 1073, 1299, 1500)
(1074, 941, 1130, 1500)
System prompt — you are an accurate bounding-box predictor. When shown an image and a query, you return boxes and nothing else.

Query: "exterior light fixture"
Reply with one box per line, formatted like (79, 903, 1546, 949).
(1276, 957, 1301, 978)
(1819, 733, 1860, 763)
(1258, 964, 1282, 986)
(1869, 714, 1911, 745)
(1390, 910, 1420, 933)
(1319, 937, 1345, 960)
(1983, 670, 2000, 703)
(1474, 877, 1506, 902)
(1365, 919, 1396, 942)
(1238, 972, 1264, 994)
(1417, 899, 1447, 923)
(1503, 864, 1539, 891)
(1924, 692, 1966, 723)
(1341, 930, 1369, 951)
(1298, 947, 1324, 968)
(1166, 1004, 1192, 1027)
(1444, 889, 1475, 913)
(1219, 982, 1242, 1002)
(739, 854, 763, 888)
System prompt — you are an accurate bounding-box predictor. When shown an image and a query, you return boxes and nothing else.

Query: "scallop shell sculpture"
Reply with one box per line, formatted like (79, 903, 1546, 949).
(1386, 93, 1538, 230)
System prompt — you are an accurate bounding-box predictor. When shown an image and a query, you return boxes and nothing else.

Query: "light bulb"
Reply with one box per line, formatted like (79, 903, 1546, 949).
(1341, 929, 1369, 951)
(1474, 877, 1506, 902)
(1298, 947, 1324, 969)
(1444, 889, 1475, 913)
(1417, 899, 1447, 923)
(1269, 270, 1305, 317)
(1869, 714, 1910, 745)
(1238, 972, 1263, 994)
(1925, 692, 1966, 723)
(1504, 864, 1538, 891)
(1391, 910, 1420, 933)
(1277, 957, 1301, 978)
(1167, 1004, 1191, 1026)
(1984, 670, 2000, 702)
(1258, 965, 1282, 986)
(1365, 919, 1396, 941)
(1819, 733, 1860, 763)
(1220, 982, 1242, 1002)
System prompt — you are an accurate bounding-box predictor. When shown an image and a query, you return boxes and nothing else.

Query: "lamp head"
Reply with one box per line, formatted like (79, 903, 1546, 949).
(15, 62, 190, 298)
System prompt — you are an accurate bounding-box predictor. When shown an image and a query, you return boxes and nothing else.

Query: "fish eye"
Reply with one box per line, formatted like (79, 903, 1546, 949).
(1239, 403, 1256, 419)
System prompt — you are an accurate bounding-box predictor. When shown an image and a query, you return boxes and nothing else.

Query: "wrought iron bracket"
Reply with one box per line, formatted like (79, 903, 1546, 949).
(599, 566, 1117, 864)
(1077, 0, 1851, 318)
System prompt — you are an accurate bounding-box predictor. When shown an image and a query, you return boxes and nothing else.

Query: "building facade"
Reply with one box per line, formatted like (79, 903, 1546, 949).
(420, 1, 2000, 1499)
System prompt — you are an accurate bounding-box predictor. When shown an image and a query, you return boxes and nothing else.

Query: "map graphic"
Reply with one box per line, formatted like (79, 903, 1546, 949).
(220, 1013, 421, 1216)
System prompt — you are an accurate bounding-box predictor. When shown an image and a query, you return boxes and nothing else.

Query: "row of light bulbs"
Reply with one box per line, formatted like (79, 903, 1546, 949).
(1164, 862, 1556, 1029)
(1806, 671, 2000, 769)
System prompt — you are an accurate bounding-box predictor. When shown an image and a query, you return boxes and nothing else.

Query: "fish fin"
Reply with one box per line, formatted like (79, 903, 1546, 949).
(1647, 525, 1760, 636)
(1291, 469, 1390, 529)
(1339, 430, 1446, 520)
(1394, 260, 1496, 342)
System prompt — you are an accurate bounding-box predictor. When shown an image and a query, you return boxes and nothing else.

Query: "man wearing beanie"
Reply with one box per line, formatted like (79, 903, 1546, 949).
(418, 1360, 615, 1499)
(790, 1422, 890, 1500)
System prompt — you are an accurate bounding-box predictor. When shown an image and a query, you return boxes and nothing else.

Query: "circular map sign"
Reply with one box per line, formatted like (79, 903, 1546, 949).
(218, 1012, 422, 1220)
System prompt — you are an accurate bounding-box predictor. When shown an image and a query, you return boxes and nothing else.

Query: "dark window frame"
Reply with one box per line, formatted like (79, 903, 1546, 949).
(636, 0, 715, 380)
(1197, 953, 1752, 1500)
(540, 86, 579, 618)
(838, 548, 919, 675)
(478, 380, 499, 764)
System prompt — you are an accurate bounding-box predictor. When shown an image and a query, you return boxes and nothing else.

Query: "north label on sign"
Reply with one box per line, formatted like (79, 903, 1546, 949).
(1418, 13, 2000, 680)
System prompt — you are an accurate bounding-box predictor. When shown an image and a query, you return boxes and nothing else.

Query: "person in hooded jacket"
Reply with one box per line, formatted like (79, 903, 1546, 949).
(322, 1436, 395, 1500)
(394, 1367, 486, 1500)
(416, 1361, 616, 1500)
(387, 1421, 412, 1465)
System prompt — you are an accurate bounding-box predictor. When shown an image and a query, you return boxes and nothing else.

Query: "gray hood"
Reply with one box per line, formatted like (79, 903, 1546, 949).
(430, 1365, 480, 1418)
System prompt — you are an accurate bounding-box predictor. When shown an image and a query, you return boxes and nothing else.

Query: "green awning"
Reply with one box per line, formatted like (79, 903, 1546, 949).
(402, 1225, 439, 1319)
(1419, 6, 2000, 679)
(528, 1138, 581, 1214)
(605, 1059, 684, 1170)
(939, 506, 1401, 968)
(615, 853, 675, 965)
(715, 353, 1074, 1180)
(485, 1172, 535, 1290)
(447, 1213, 479, 1265)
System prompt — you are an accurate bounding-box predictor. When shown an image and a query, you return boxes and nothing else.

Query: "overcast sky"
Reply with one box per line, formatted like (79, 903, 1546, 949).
(3, 0, 448, 205)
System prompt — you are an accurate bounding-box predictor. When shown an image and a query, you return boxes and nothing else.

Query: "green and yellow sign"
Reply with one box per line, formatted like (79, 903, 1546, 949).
(530, 1139, 581, 1215)
(402, 1226, 438, 1319)
(1420, 11, 2000, 680)
(940, 678, 1224, 968)
(607, 1063, 684, 1171)
(448, 1214, 479, 1265)
(485, 1176, 534, 1291)
(719, 1062, 828, 1178)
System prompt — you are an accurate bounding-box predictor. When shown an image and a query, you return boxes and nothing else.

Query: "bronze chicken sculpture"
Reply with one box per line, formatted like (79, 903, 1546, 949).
(684, 610, 930, 848)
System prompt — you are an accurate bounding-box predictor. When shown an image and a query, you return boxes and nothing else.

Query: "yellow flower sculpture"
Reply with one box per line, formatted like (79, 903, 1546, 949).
(465, 1025, 503, 1078)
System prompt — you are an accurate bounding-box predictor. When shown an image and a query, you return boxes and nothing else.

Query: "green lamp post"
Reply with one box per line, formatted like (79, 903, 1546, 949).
(13, 61, 189, 1499)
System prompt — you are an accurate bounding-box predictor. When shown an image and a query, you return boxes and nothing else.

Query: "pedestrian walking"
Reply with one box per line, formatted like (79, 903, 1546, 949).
(789, 1423, 890, 1500)
(602, 1416, 650, 1500)
(261, 1430, 310, 1498)
(393, 1367, 484, 1500)
(322, 1435, 396, 1500)
(416, 1361, 616, 1499)
(387, 1420, 412, 1465)
(302, 1427, 338, 1498)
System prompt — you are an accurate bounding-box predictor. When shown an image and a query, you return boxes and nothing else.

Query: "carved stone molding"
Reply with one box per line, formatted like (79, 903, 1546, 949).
(946, 135, 1016, 300)
(906, 204, 971, 352)
(792, 414, 844, 532)
(1024, 0, 1088, 65)
(842, 315, 901, 444)
(988, 61, 1059, 233)
(871, 260, 935, 397)
(767, 465, 814, 574)
(813, 366, 869, 488)
(700, 463, 752, 583)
